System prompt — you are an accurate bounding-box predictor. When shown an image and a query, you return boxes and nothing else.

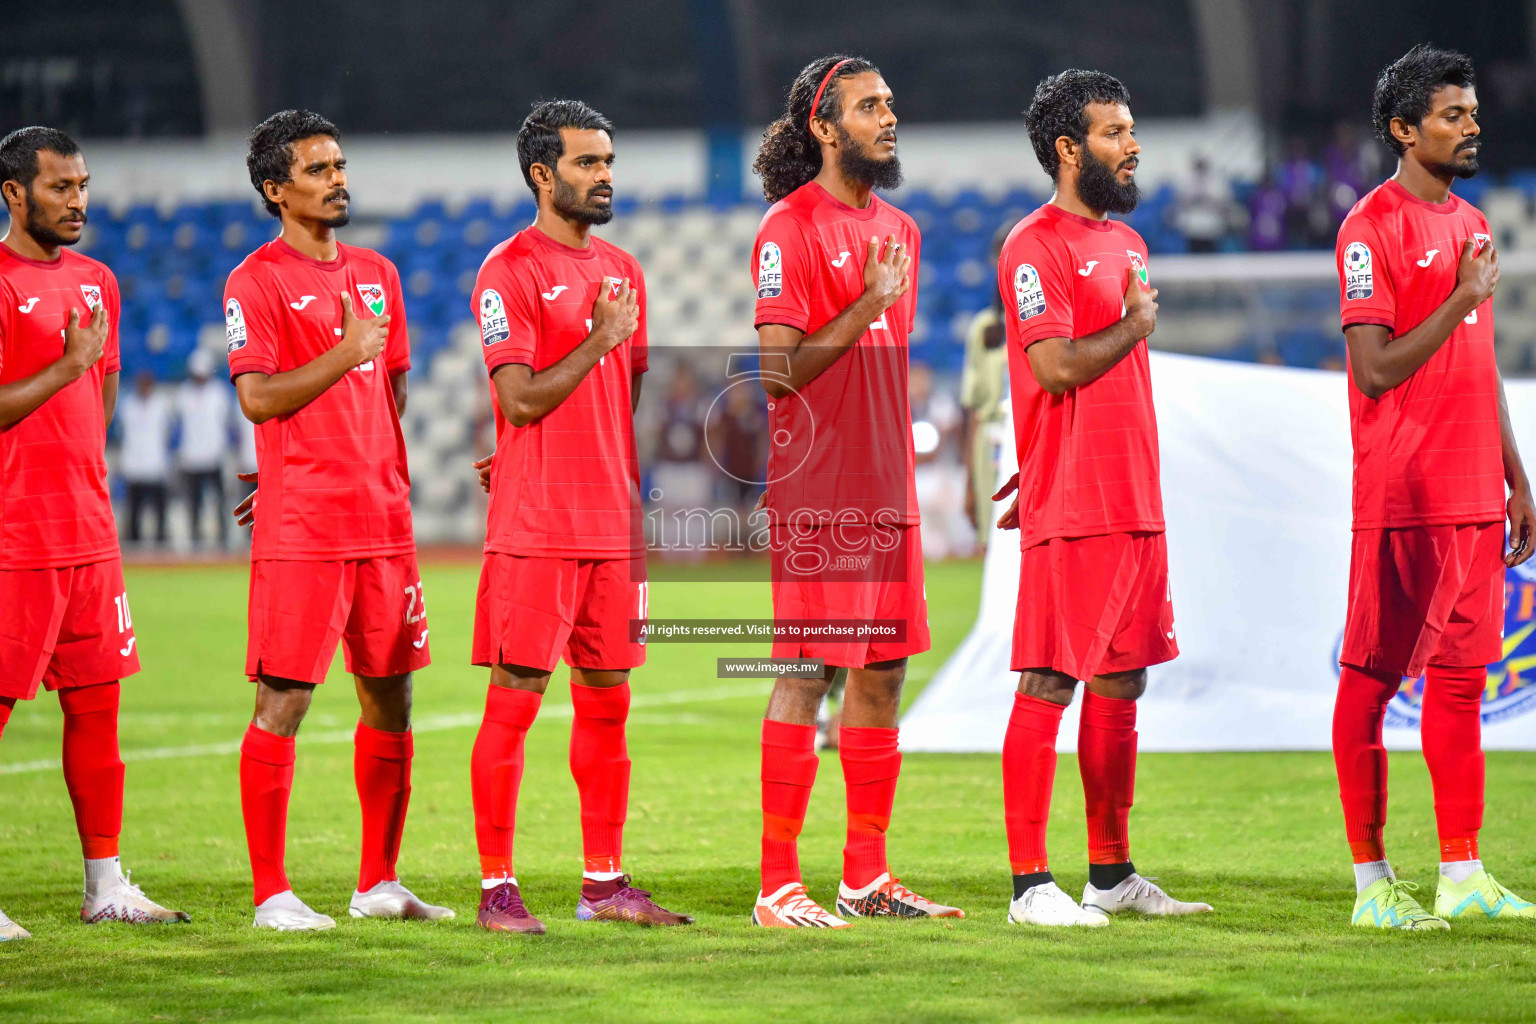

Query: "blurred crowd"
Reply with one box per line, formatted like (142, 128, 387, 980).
(113, 348, 251, 552)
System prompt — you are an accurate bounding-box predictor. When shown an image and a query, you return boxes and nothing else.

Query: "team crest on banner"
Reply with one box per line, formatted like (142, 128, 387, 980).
(1333, 561, 1536, 729)
(356, 283, 386, 317)
(1127, 251, 1149, 287)
(79, 284, 103, 310)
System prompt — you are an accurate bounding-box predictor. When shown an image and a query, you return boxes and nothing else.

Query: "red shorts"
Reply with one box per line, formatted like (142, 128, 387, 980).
(1011, 532, 1178, 681)
(770, 525, 930, 668)
(1342, 522, 1505, 679)
(245, 555, 431, 684)
(472, 553, 647, 673)
(0, 557, 140, 700)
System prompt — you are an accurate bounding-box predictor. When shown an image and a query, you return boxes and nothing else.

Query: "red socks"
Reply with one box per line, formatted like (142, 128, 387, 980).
(470, 685, 541, 880)
(569, 682, 631, 874)
(1422, 664, 1485, 856)
(1002, 693, 1064, 875)
(1079, 691, 1137, 866)
(240, 723, 296, 904)
(760, 719, 818, 894)
(840, 726, 901, 889)
(354, 722, 413, 892)
(1332, 665, 1398, 862)
(59, 683, 125, 860)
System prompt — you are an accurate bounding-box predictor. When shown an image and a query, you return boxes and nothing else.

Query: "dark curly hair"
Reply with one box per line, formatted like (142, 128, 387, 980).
(246, 109, 340, 218)
(517, 99, 615, 198)
(1372, 44, 1475, 156)
(753, 54, 880, 204)
(1024, 70, 1131, 180)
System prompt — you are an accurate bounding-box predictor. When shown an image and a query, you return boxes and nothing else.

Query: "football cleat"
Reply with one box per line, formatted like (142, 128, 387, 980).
(576, 876, 693, 926)
(0, 907, 30, 941)
(253, 890, 336, 932)
(836, 873, 965, 918)
(1352, 879, 1449, 930)
(1007, 881, 1109, 927)
(751, 883, 850, 928)
(348, 880, 455, 920)
(477, 882, 545, 935)
(1081, 874, 1213, 916)
(1434, 869, 1536, 921)
(81, 870, 190, 925)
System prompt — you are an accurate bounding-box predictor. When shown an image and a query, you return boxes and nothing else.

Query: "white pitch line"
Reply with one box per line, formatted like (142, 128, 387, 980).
(0, 681, 770, 777)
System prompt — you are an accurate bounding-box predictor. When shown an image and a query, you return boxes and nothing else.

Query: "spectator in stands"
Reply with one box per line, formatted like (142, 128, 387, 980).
(175, 348, 233, 550)
(960, 225, 1011, 542)
(118, 370, 173, 548)
(651, 362, 712, 555)
(705, 373, 767, 524)
(1247, 173, 1288, 251)
(1171, 155, 1237, 253)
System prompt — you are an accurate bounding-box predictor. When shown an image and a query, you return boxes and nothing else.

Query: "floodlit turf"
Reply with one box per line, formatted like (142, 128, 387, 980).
(4, 558, 1536, 1022)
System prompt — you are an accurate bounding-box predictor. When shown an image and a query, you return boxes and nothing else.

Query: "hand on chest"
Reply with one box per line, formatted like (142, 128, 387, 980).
(6, 282, 106, 367)
(281, 279, 390, 372)
(1070, 246, 1144, 316)
(531, 271, 627, 354)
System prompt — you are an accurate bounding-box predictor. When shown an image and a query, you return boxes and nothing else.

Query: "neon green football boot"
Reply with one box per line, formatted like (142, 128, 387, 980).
(1434, 869, 1536, 921)
(1352, 879, 1449, 930)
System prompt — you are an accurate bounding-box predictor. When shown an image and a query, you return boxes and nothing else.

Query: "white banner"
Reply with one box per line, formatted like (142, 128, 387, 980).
(903, 352, 1536, 752)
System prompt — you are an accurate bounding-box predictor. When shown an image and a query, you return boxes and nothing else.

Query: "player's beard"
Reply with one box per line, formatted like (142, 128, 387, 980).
(552, 171, 614, 225)
(833, 124, 904, 192)
(1077, 148, 1140, 215)
(1431, 141, 1481, 181)
(320, 187, 351, 228)
(24, 192, 83, 248)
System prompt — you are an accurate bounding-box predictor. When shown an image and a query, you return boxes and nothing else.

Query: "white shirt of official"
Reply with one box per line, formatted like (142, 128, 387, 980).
(118, 389, 175, 483)
(176, 379, 233, 472)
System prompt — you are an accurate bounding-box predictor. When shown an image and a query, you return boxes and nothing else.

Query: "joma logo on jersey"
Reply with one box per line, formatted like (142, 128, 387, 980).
(356, 284, 386, 317)
(1344, 241, 1373, 300)
(758, 242, 783, 299)
(1332, 561, 1536, 729)
(478, 289, 510, 346)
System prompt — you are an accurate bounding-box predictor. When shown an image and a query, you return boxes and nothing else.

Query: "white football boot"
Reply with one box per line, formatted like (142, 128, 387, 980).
(1007, 881, 1110, 927)
(80, 866, 190, 924)
(1081, 874, 1213, 916)
(254, 890, 336, 931)
(348, 880, 455, 920)
(0, 906, 30, 941)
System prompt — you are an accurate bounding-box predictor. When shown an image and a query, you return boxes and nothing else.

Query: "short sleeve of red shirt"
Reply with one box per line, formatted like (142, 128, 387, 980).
(101, 273, 122, 375)
(383, 260, 411, 375)
(1001, 229, 1075, 348)
(225, 267, 280, 379)
(629, 260, 649, 374)
(1337, 217, 1396, 333)
(753, 210, 814, 333)
(475, 257, 538, 373)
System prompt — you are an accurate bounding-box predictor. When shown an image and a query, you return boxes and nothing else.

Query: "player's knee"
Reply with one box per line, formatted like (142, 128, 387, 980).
(1018, 668, 1076, 705)
(1091, 670, 1147, 701)
(254, 676, 316, 736)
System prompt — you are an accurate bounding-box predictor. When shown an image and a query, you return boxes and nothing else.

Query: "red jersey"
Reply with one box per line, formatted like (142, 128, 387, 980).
(224, 238, 414, 561)
(1337, 179, 1503, 530)
(998, 203, 1163, 548)
(475, 227, 648, 560)
(751, 182, 920, 526)
(0, 245, 121, 570)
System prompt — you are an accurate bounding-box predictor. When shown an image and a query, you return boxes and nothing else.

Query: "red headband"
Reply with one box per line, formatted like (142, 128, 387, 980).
(809, 59, 852, 132)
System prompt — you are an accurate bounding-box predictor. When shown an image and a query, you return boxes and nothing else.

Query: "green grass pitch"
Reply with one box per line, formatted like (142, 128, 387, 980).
(3, 558, 1536, 1022)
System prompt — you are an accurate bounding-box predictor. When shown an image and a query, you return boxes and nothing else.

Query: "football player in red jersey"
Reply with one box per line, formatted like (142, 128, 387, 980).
(993, 71, 1211, 926)
(1333, 46, 1536, 929)
(0, 127, 187, 939)
(226, 110, 450, 930)
(747, 55, 963, 927)
(466, 100, 691, 934)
